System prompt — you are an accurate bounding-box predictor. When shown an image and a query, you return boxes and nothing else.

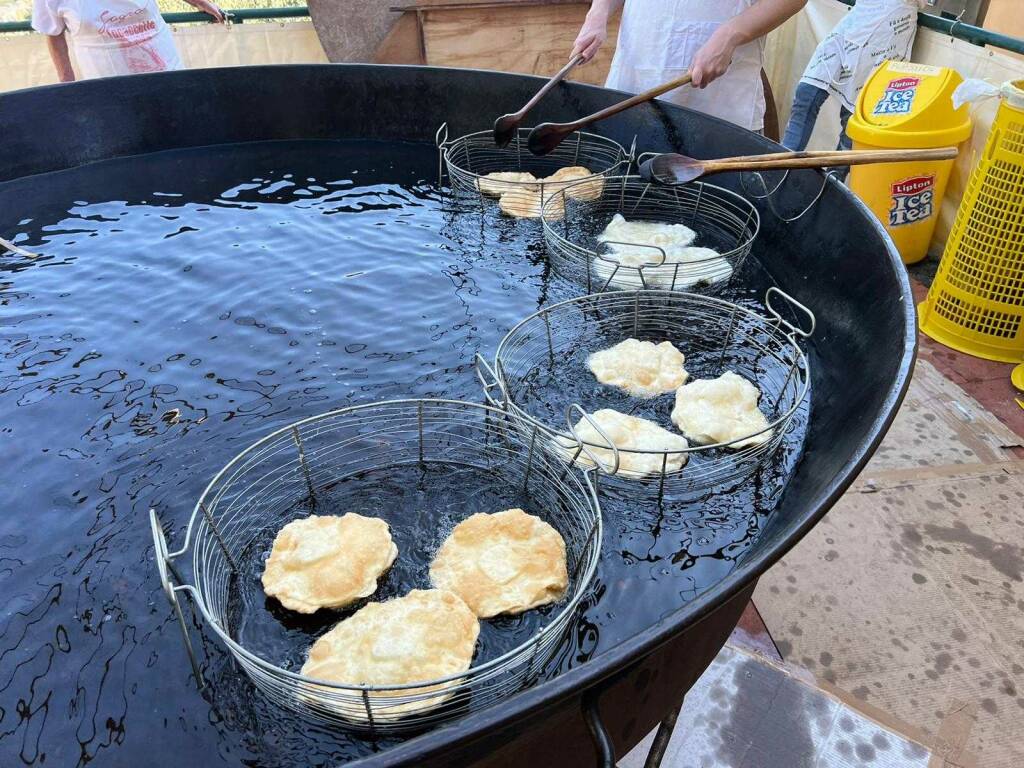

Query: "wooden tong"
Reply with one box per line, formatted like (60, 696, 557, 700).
(493, 54, 584, 148)
(640, 147, 960, 185)
(527, 71, 694, 156)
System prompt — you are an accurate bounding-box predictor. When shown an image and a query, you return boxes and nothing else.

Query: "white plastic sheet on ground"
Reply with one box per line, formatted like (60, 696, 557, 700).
(765, 0, 1024, 254)
(0, 21, 327, 94)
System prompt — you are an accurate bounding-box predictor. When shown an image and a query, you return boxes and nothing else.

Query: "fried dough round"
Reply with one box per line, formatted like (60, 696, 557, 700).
(544, 166, 603, 201)
(670, 371, 772, 448)
(498, 187, 566, 219)
(588, 338, 689, 398)
(476, 171, 537, 197)
(261, 513, 398, 614)
(557, 408, 690, 476)
(301, 589, 479, 721)
(429, 509, 568, 618)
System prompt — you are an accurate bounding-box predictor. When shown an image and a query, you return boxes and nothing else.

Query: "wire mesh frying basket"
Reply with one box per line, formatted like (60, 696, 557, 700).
(150, 399, 602, 734)
(481, 289, 814, 498)
(541, 175, 760, 293)
(436, 122, 632, 219)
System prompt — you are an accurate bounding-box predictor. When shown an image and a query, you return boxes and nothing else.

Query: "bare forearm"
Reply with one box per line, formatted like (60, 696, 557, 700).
(585, 0, 624, 23)
(46, 33, 75, 82)
(720, 0, 805, 48)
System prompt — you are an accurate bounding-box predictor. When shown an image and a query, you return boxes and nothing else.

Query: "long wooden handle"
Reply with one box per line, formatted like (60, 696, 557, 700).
(515, 54, 584, 118)
(565, 71, 693, 132)
(704, 147, 959, 173)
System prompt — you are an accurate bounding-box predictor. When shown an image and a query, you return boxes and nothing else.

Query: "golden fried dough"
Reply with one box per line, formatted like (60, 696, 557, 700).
(497, 188, 566, 220)
(543, 166, 603, 201)
(588, 338, 689, 398)
(671, 371, 772, 448)
(557, 408, 690, 476)
(261, 514, 398, 614)
(301, 589, 479, 721)
(429, 509, 568, 618)
(476, 171, 537, 197)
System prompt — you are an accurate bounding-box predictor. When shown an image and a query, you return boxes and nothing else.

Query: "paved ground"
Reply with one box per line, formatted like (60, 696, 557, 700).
(754, 273, 1024, 768)
(623, 266, 1023, 767)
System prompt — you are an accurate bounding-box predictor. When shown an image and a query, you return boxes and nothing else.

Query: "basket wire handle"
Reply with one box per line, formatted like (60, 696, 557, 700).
(593, 243, 666, 292)
(149, 509, 204, 689)
(741, 168, 831, 223)
(566, 404, 621, 475)
(0, 236, 38, 258)
(598, 240, 667, 268)
(765, 286, 816, 339)
(474, 353, 507, 408)
(435, 122, 451, 186)
(625, 135, 638, 171)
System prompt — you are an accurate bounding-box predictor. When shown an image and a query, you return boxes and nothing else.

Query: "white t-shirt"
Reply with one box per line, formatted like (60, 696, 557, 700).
(32, 0, 183, 80)
(799, 0, 925, 112)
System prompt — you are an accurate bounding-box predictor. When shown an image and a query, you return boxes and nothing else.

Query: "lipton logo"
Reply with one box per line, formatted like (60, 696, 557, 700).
(890, 175, 935, 227)
(886, 77, 920, 91)
(873, 77, 920, 115)
(892, 176, 933, 196)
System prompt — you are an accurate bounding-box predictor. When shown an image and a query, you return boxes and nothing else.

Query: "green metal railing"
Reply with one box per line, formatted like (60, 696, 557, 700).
(0, 5, 310, 34)
(835, 0, 1024, 56)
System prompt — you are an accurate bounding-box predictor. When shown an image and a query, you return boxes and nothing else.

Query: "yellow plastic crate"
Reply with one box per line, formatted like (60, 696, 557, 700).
(919, 81, 1024, 362)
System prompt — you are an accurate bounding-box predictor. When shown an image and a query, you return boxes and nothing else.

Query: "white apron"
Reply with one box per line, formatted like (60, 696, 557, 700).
(799, 0, 922, 112)
(35, 0, 183, 80)
(605, 0, 766, 131)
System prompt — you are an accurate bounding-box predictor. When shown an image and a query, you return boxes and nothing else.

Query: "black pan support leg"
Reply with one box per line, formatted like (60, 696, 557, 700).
(582, 686, 685, 768)
(644, 695, 684, 768)
(582, 690, 615, 768)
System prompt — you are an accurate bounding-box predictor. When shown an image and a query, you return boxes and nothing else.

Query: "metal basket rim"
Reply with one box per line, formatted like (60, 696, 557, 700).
(174, 397, 604, 695)
(440, 127, 631, 184)
(539, 174, 762, 265)
(493, 290, 812, 456)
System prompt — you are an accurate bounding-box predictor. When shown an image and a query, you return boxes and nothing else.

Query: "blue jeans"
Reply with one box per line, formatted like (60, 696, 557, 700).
(782, 82, 853, 178)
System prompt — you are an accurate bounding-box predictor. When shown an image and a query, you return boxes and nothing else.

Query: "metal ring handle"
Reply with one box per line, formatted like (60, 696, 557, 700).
(765, 286, 816, 339)
(150, 509, 177, 605)
(0, 236, 38, 258)
(435, 122, 450, 149)
(596, 240, 667, 268)
(626, 136, 638, 168)
(740, 168, 788, 200)
(566, 404, 621, 475)
(636, 151, 661, 166)
(474, 353, 507, 408)
(741, 168, 831, 223)
(150, 508, 204, 688)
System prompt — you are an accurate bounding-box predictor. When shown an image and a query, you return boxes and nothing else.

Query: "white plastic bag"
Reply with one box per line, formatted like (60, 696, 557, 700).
(951, 78, 1000, 110)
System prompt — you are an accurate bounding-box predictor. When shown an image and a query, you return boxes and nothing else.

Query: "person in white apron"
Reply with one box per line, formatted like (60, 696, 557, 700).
(571, 0, 807, 132)
(32, 0, 224, 82)
(782, 0, 924, 157)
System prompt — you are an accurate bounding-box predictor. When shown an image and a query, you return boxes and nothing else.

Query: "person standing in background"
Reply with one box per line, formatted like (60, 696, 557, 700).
(33, 0, 225, 82)
(782, 0, 925, 159)
(571, 0, 807, 132)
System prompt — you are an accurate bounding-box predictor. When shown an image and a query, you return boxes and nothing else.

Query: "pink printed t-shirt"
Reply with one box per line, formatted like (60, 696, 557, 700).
(32, 0, 184, 79)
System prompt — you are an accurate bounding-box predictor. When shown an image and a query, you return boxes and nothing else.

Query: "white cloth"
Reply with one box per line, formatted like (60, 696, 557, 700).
(798, 0, 923, 112)
(32, 0, 183, 79)
(605, 0, 766, 131)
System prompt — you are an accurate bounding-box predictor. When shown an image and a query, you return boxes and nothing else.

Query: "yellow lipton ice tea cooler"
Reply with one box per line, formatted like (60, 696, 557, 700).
(846, 61, 972, 264)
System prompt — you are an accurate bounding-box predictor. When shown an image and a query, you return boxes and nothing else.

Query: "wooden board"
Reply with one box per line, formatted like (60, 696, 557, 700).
(375, 3, 620, 84)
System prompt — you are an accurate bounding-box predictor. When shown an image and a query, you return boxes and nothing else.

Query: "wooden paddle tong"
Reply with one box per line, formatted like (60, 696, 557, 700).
(493, 54, 584, 148)
(527, 71, 694, 156)
(639, 147, 960, 185)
